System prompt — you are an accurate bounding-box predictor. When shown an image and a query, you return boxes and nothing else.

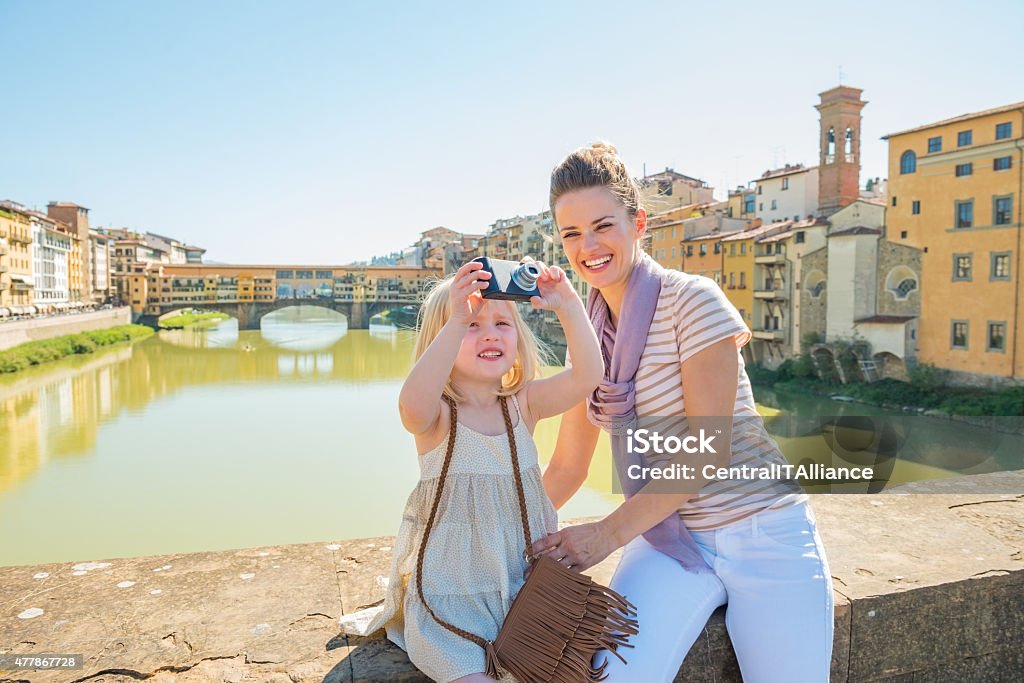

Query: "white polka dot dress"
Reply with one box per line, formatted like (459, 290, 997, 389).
(340, 394, 557, 682)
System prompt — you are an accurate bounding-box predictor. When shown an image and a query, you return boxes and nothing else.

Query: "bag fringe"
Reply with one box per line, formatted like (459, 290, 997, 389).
(491, 557, 640, 682)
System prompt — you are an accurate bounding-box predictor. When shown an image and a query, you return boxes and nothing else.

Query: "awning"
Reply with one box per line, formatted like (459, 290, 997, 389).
(55, 303, 70, 310)
(9, 273, 34, 286)
(0, 307, 10, 317)
(24, 305, 37, 314)
(9, 306, 25, 314)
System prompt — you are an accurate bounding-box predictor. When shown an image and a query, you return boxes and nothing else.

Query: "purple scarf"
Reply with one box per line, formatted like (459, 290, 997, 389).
(586, 253, 713, 574)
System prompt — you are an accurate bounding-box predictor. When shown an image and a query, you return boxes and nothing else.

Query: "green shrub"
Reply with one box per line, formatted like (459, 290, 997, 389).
(0, 324, 153, 374)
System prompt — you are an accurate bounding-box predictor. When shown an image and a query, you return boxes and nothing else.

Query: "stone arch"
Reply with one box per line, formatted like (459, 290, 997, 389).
(884, 265, 918, 301)
(805, 269, 827, 299)
(873, 351, 908, 381)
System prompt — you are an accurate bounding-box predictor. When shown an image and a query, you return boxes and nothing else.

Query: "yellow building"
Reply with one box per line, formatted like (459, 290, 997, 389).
(885, 101, 1024, 383)
(0, 202, 35, 312)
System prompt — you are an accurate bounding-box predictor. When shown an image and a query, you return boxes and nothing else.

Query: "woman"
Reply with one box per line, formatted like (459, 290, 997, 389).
(530, 142, 834, 682)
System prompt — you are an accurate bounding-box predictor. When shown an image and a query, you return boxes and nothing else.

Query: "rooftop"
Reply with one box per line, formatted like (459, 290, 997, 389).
(755, 163, 818, 183)
(883, 100, 1024, 139)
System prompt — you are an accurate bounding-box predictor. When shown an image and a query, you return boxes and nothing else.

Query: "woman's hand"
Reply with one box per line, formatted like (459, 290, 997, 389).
(523, 257, 579, 313)
(448, 261, 491, 325)
(528, 520, 618, 573)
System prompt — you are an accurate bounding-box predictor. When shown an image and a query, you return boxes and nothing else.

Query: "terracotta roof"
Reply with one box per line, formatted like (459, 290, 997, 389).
(855, 315, 916, 324)
(883, 101, 1024, 139)
(754, 164, 818, 182)
(721, 219, 794, 242)
(683, 230, 742, 243)
(829, 225, 882, 237)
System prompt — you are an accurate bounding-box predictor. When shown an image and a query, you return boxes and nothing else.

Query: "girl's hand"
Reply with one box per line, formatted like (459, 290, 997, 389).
(448, 261, 491, 325)
(524, 258, 578, 313)
(528, 520, 617, 573)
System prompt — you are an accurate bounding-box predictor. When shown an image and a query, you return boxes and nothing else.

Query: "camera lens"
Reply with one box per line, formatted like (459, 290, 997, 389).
(511, 263, 541, 290)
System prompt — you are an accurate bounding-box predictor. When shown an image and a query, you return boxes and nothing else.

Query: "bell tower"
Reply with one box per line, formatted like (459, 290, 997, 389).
(816, 86, 866, 216)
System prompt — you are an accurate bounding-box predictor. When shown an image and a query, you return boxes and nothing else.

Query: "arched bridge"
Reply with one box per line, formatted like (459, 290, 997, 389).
(137, 298, 410, 330)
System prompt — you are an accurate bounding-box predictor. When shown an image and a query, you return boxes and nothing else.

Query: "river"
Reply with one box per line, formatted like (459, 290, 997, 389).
(1, 307, 1019, 567)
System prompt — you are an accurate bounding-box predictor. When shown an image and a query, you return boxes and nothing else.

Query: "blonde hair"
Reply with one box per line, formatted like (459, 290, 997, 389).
(549, 141, 645, 218)
(413, 275, 549, 403)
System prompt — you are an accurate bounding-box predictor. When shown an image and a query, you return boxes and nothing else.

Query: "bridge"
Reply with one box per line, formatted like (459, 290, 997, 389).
(136, 297, 411, 330)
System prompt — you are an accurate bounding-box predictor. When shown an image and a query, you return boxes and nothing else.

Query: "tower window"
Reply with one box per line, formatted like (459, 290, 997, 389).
(844, 128, 854, 162)
(826, 127, 836, 163)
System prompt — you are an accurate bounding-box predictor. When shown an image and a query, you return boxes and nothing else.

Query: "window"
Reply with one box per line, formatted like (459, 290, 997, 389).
(672, 247, 677, 259)
(988, 322, 1006, 352)
(957, 130, 972, 146)
(994, 196, 1013, 225)
(699, 244, 707, 256)
(956, 200, 973, 228)
(895, 278, 917, 298)
(769, 199, 777, 210)
(730, 244, 736, 256)
(729, 272, 735, 287)
(782, 177, 790, 191)
(927, 136, 942, 153)
(955, 163, 973, 177)
(994, 156, 1012, 171)
(845, 128, 854, 161)
(996, 122, 1012, 140)
(795, 231, 805, 244)
(276, 270, 293, 279)
(900, 150, 917, 174)
(991, 252, 1010, 280)
(713, 242, 721, 254)
(740, 243, 746, 255)
(951, 321, 968, 349)
(953, 254, 972, 281)
(826, 127, 836, 163)
(739, 272, 746, 288)
(744, 195, 755, 213)
(759, 203, 763, 211)
(912, 200, 921, 215)
(757, 185, 763, 194)
(892, 196, 898, 207)
(739, 308, 745, 320)
(685, 246, 692, 256)
(901, 230, 908, 239)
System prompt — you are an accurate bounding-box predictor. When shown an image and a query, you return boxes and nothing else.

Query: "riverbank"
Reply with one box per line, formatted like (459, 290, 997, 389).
(1, 472, 1021, 682)
(0, 306, 132, 351)
(0, 324, 153, 375)
(158, 311, 230, 329)
(750, 363, 1024, 419)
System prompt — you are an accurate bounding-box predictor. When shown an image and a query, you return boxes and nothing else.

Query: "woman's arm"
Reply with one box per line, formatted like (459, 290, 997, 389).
(531, 337, 739, 570)
(397, 262, 489, 436)
(542, 399, 601, 509)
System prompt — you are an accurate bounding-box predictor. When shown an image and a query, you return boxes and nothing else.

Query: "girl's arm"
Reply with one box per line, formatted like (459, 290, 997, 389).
(397, 262, 490, 436)
(521, 264, 604, 423)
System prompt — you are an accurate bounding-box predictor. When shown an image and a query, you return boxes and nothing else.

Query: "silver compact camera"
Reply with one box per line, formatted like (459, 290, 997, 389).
(472, 257, 541, 302)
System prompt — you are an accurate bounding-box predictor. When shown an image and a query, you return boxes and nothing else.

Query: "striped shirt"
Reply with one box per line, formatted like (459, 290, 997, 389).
(575, 270, 805, 531)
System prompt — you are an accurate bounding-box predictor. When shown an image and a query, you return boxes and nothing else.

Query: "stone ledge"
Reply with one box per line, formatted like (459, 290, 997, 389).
(0, 478, 1021, 682)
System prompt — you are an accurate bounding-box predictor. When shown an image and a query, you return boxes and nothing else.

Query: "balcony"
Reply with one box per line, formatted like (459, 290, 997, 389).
(0, 264, 7, 274)
(754, 253, 787, 265)
(752, 328, 785, 342)
(753, 287, 787, 300)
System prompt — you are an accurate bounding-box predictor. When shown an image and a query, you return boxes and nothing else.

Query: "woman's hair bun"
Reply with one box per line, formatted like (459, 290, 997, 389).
(589, 141, 619, 156)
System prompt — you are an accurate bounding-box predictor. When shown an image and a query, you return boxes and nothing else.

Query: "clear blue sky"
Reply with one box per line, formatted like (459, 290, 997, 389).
(2, 0, 1021, 264)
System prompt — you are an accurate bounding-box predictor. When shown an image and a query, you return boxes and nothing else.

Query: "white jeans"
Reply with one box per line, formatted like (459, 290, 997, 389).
(595, 501, 834, 682)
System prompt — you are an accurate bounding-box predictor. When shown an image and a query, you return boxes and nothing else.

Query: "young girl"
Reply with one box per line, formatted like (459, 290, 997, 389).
(340, 259, 604, 682)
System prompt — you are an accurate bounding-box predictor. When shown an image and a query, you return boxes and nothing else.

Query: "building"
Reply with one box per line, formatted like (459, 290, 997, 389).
(727, 186, 757, 220)
(721, 221, 794, 348)
(817, 86, 868, 216)
(0, 201, 35, 315)
(30, 212, 73, 311)
(884, 100, 1024, 385)
(680, 229, 741, 284)
(639, 168, 715, 214)
(89, 230, 114, 303)
(46, 202, 92, 303)
(753, 164, 820, 224)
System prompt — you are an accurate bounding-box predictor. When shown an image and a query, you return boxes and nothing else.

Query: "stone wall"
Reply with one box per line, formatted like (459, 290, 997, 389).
(0, 307, 132, 351)
(800, 245, 828, 346)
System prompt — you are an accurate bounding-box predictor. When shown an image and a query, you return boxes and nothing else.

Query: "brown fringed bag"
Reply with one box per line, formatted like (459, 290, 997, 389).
(415, 395, 639, 682)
